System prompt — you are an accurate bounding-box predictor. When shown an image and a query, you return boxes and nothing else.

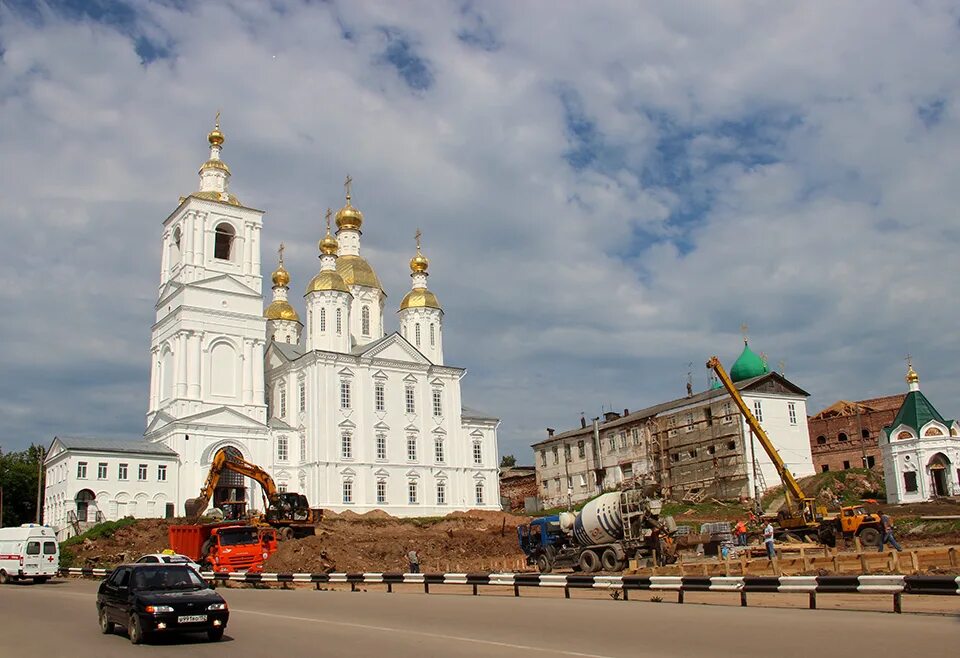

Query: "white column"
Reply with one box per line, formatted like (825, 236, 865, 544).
(176, 332, 188, 398)
(253, 339, 265, 403)
(195, 213, 206, 265)
(187, 332, 201, 399)
(252, 225, 262, 287)
(183, 212, 195, 267)
(149, 347, 159, 411)
(243, 222, 253, 276)
(241, 339, 252, 404)
(160, 231, 170, 284)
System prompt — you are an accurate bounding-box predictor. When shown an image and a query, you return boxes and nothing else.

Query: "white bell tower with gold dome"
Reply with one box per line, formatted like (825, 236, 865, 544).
(398, 230, 444, 365)
(265, 243, 301, 345)
(334, 177, 386, 348)
(145, 116, 272, 517)
(305, 210, 353, 353)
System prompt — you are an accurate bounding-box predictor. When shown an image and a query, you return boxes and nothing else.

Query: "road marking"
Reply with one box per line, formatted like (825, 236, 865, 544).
(233, 607, 619, 658)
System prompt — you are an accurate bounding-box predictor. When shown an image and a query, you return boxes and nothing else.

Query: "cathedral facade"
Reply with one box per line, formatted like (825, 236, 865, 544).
(143, 121, 500, 517)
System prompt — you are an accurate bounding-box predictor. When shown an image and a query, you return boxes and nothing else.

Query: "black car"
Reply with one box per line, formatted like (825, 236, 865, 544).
(96, 563, 229, 644)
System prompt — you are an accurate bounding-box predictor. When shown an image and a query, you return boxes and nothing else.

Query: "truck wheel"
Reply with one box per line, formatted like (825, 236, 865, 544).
(579, 550, 600, 574)
(279, 527, 294, 541)
(818, 526, 837, 547)
(858, 527, 881, 547)
(0, 570, 8, 585)
(601, 548, 623, 572)
(536, 554, 553, 573)
(200, 539, 213, 558)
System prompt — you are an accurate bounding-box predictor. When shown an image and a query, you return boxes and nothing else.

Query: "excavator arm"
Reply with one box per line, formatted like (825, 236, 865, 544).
(185, 449, 279, 521)
(706, 356, 808, 516)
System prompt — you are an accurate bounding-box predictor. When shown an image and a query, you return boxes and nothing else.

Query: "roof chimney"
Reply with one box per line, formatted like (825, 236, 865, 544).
(580, 415, 587, 429)
(546, 428, 555, 437)
(623, 408, 629, 416)
(603, 411, 620, 422)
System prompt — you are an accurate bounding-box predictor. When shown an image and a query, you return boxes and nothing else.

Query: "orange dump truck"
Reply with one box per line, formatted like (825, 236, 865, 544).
(168, 523, 277, 573)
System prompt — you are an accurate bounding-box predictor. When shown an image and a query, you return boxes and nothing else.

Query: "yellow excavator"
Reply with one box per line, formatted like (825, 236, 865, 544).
(184, 448, 323, 540)
(707, 356, 883, 546)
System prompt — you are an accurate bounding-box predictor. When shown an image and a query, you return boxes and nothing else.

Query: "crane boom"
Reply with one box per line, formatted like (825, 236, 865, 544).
(706, 356, 809, 516)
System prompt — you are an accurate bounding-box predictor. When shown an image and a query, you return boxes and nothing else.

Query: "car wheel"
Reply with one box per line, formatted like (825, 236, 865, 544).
(128, 614, 145, 645)
(207, 628, 225, 642)
(98, 607, 115, 635)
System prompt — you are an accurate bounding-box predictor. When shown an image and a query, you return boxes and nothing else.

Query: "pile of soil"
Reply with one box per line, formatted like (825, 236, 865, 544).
(264, 509, 530, 573)
(66, 519, 176, 566)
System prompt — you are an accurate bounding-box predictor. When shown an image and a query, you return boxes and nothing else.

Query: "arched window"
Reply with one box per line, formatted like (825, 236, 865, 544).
(816, 435, 827, 445)
(430, 323, 435, 347)
(436, 480, 446, 505)
(170, 227, 182, 269)
(75, 489, 95, 523)
(861, 429, 870, 439)
(362, 306, 370, 336)
(214, 223, 236, 260)
(838, 432, 848, 442)
(336, 308, 342, 335)
(320, 308, 326, 332)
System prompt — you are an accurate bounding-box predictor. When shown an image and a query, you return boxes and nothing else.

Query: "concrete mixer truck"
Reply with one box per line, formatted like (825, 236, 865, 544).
(517, 489, 678, 573)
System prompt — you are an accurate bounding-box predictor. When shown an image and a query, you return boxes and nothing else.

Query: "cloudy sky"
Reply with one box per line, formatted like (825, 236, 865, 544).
(2, 1, 959, 462)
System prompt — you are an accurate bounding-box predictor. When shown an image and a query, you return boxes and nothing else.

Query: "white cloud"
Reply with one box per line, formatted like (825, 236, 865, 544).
(1, 1, 960, 463)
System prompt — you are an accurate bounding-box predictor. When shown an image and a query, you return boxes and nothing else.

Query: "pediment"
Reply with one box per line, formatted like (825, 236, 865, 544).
(338, 366, 355, 377)
(340, 467, 357, 477)
(374, 468, 390, 477)
(157, 280, 184, 306)
(373, 421, 391, 431)
(190, 273, 260, 297)
(432, 427, 447, 436)
(469, 429, 484, 438)
(432, 469, 447, 479)
(266, 347, 287, 370)
(174, 406, 269, 430)
(404, 424, 419, 433)
(372, 369, 388, 380)
(276, 470, 290, 479)
(144, 411, 177, 435)
(406, 469, 421, 478)
(357, 333, 432, 365)
(403, 373, 418, 383)
(430, 377, 445, 387)
(338, 418, 357, 429)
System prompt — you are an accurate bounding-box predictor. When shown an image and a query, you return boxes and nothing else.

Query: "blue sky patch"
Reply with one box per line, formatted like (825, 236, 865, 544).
(378, 28, 434, 91)
(917, 98, 946, 128)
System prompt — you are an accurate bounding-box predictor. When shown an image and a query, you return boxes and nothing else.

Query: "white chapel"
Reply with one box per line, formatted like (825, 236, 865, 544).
(44, 120, 500, 533)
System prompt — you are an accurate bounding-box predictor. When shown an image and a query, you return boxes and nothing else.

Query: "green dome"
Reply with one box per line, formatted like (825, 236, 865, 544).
(730, 342, 769, 382)
(710, 378, 723, 390)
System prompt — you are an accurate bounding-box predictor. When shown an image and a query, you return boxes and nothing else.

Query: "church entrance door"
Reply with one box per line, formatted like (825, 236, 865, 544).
(928, 453, 950, 497)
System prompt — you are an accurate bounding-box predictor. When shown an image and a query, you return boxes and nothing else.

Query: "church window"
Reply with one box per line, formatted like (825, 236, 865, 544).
(376, 479, 387, 504)
(753, 400, 763, 422)
(842, 460, 850, 470)
(138, 464, 148, 481)
(336, 308, 342, 335)
(77, 462, 87, 479)
(158, 465, 166, 481)
(430, 323, 435, 347)
(279, 385, 287, 418)
(362, 306, 370, 336)
(436, 481, 446, 505)
(320, 308, 326, 332)
(376, 434, 387, 460)
(619, 431, 627, 448)
(473, 441, 483, 465)
(838, 432, 848, 442)
(408, 480, 419, 504)
(821, 464, 829, 473)
(816, 435, 827, 445)
(552, 446, 559, 464)
(299, 382, 305, 412)
(607, 435, 615, 453)
(432, 389, 442, 417)
(342, 480, 353, 504)
(788, 402, 797, 425)
(375, 382, 385, 412)
(903, 471, 918, 493)
(862, 429, 870, 439)
(340, 380, 351, 409)
(475, 482, 485, 505)
(415, 323, 421, 346)
(170, 227, 182, 269)
(97, 463, 107, 479)
(434, 437, 445, 463)
(213, 223, 236, 260)
(564, 444, 571, 460)
(300, 434, 306, 461)
(407, 436, 417, 462)
(405, 386, 416, 414)
(277, 436, 288, 462)
(341, 433, 352, 459)
(173, 226, 181, 250)
(118, 463, 128, 480)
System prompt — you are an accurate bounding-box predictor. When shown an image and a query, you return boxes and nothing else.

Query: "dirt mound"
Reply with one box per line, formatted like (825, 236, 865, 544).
(66, 519, 176, 566)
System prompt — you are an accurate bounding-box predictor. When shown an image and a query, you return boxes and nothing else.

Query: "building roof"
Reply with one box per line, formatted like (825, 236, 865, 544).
(531, 371, 809, 448)
(273, 341, 305, 361)
(462, 405, 499, 422)
(809, 394, 907, 420)
(51, 436, 178, 456)
(886, 390, 953, 434)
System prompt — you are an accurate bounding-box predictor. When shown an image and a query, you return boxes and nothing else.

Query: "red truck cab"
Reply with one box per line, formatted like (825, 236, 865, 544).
(168, 523, 277, 573)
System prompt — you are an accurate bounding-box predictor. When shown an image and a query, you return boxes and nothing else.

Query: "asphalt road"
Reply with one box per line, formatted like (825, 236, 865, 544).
(1, 579, 957, 657)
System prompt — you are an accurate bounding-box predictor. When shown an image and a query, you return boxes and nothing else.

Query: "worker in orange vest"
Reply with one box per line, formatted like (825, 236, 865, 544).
(733, 520, 748, 547)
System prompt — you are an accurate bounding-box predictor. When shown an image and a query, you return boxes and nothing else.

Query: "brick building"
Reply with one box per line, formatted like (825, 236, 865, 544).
(807, 394, 905, 473)
(498, 466, 537, 512)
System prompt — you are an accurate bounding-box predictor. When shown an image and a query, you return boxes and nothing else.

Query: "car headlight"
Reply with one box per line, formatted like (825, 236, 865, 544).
(207, 603, 228, 611)
(145, 605, 174, 614)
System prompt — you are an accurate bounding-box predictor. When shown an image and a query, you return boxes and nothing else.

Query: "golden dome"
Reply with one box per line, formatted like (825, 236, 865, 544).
(272, 265, 290, 288)
(906, 365, 919, 384)
(199, 159, 230, 175)
(399, 288, 441, 311)
(320, 234, 339, 255)
(410, 253, 429, 273)
(305, 270, 351, 295)
(336, 202, 363, 231)
(264, 300, 300, 322)
(188, 190, 242, 207)
(336, 254, 383, 291)
(208, 112, 224, 146)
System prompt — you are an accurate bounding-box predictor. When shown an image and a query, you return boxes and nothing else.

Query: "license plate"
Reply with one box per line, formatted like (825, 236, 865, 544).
(177, 615, 207, 624)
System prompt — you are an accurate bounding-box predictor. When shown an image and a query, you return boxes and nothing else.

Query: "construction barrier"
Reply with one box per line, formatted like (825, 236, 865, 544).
(59, 568, 959, 612)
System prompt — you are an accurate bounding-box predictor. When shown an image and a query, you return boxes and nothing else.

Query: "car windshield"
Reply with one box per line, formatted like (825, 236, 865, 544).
(218, 528, 259, 546)
(132, 566, 206, 591)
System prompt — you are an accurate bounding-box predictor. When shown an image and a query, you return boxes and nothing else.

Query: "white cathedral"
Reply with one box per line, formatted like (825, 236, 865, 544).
(44, 120, 500, 533)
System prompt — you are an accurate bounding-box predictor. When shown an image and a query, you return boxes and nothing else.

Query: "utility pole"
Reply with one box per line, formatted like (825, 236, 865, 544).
(35, 446, 45, 524)
(855, 403, 868, 468)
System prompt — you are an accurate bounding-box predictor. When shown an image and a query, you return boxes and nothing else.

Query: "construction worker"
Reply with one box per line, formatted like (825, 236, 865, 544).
(734, 520, 748, 546)
(878, 513, 903, 552)
(407, 549, 421, 573)
(763, 522, 775, 560)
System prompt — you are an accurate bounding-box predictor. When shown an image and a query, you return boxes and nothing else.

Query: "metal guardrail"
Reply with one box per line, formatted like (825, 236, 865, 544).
(59, 569, 960, 613)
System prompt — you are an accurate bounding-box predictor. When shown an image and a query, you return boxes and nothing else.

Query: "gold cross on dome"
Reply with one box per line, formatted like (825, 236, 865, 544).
(215, 110, 221, 130)
(905, 352, 913, 368)
(344, 174, 353, 200)
(740, 322, 749, 344)
(278, 242, 285, 265)
(325, 208, 332, 231)
(415, 228, 422, 253)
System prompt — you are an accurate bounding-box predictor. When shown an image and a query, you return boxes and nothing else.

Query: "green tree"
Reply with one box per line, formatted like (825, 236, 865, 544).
(499, 454, 516, 468)
(0, 445, 44, 527)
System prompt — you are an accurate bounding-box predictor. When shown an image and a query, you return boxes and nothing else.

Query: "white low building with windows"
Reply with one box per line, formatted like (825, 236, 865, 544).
(43, 437, 178, 539)
(45, 119, 500, 528)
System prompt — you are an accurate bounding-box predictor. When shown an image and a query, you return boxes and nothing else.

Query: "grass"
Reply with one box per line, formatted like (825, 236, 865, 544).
(59, 517, 139, 569)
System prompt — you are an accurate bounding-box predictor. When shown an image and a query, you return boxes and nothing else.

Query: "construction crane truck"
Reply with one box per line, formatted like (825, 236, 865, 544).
(518, 489, 678, 573)
(184, 448, 323, 540)
(707, 356, 883, 547)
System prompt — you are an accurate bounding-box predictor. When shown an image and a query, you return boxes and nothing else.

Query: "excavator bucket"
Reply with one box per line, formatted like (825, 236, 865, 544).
(184, 497, 208, 520)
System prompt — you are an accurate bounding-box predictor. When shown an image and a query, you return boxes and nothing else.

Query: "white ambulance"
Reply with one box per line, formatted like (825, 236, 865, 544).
(0, 524, 59, 584)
